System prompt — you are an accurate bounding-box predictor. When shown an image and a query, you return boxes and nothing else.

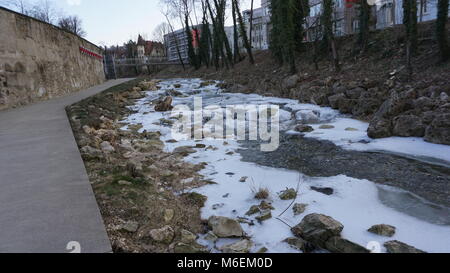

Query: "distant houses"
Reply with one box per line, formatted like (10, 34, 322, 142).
(163, 0, 449, 62)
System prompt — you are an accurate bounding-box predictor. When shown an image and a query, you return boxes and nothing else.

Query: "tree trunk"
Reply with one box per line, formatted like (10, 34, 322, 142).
(437, 0, 450, 62)
(234, 0, 255, 64)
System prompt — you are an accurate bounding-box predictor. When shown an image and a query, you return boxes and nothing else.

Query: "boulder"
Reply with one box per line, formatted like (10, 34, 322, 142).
(414, 97, 435, 112)
(424, 113, 450, 145)
(384, 240, 426, 253)
(338, 98, 357, 114)
(392, 115, 425, 137)
(283, 75, 300, 89)
(368, 224, 396, 237)
(346, 87, 365, 100)
(220, 239, 253, 253)
(291, 214, 344, 248)
(148, 226, 175, 244)
(368, 118, 392, 139)
(328, 93, 346, 109)
(118, 221, 139, 233)
(100, 141, 115, 153)
(353, 98, 381, 117)
(325, 237, 370, 253)
(180, 229, 197, 244)
(208, 216, 244, 238)
(80, 146, 102, 157)
(295, 110, 320, 124)
(155, 96, 174, 112)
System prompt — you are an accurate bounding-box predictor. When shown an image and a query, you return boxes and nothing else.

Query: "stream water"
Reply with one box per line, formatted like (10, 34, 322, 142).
(123, 78, 450, 253)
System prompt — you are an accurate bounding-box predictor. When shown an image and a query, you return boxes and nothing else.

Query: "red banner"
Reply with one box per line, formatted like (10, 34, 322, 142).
(79, 46, 103, 60)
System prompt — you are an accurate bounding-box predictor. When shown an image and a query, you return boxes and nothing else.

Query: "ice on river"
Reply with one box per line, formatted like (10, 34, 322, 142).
(122, 78, 450, 253)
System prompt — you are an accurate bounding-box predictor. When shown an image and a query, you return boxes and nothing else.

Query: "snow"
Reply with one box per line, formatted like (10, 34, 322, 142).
(122, 78, 450, 253)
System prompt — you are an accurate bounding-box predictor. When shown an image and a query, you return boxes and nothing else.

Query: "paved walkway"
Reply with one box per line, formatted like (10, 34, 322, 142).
(0, 79, 133, 253)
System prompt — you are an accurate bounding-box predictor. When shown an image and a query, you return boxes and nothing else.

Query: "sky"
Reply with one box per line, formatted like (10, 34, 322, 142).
(1, 0, 258, 47)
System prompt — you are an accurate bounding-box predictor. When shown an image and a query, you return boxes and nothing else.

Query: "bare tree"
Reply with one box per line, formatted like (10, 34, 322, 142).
(2, 0, 31, 15)
(152, 22, 171, 44)
(58, 15, 86, 37)
(30, 0, 59, 24)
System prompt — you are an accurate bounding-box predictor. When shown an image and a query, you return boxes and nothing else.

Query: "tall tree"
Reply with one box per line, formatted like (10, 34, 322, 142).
(436, 0, 449, 62)
(403, 0, 418, 54)
(231, 0, 241, 62)
(358, 0, 370, 53)
(270, 0, 299, 73)
(233, 0, 255, 64)
(322, 0, 340, 72)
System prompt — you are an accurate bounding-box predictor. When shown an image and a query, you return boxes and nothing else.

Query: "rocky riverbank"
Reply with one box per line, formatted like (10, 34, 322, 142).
(67, 78, 450, 253)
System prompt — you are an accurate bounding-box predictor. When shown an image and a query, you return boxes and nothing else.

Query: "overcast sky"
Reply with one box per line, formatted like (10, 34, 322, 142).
(1, 0, 258, 46)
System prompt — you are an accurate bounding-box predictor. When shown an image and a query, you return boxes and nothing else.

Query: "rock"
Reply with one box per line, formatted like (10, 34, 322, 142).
(291, 214, 344, 248)
(422, 111, 436, 125)
(325, 237, 370, 253)
(239, 176, 248, 183)
(384, 240, 426, 253)
(118, 221, 139, 233)
(208, 216, 244, 238)
(256, 210, 272, 222)
(295, 125, 314, 133)
(155, 96, 174, 112)
(173, 146, 197, 157)
(424, 113, 450, 145)
(293, 203, 308, 215)
(368, 224, 396, 237)
(368, 117, 392, 139)
(284, 237, 310, 252)
(149, 226, 175, 244)
(164, 209, 175, 223)
(392, 115, 425, 137)
(345, 127, 359, 131)
(319, 125, 335, 129)
(353, 98, 382, 117)
(80, 146, 102, 157)
(283, 74, 300, 89)
(346, 87, 365, 99)
(413, 97, 435, 111)
(279, 188, 297, 200)
(100, 141, 115, 153)
(338, 98, 357, 114)
(311, 186, 334, 196)
(245, 205, 261, 216)
(212, 203, 225, 210)
(295, 110, 320, 124)
(259, 201, 275, 211)
(441, 92, 449, 103)
(328, 93, 346, 109)
(220, 239, 253, 253)
(118, 180, 132, 186)
(195, 143, 207, 149)
(174, 242, 208, 253)
(204, 231, 218, 243)
(256, 247, 268, 253)
(180, 229, 197, 244)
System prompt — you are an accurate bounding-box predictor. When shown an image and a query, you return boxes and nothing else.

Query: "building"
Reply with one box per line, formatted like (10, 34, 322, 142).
(137, 35, 165, 59)
(242, 5, 271, 50)
(376, 0, 443, 30)
(164, 26, 202, 62)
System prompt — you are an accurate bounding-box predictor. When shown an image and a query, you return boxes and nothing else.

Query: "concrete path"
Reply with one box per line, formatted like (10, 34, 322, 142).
(0, 79, 133, 253)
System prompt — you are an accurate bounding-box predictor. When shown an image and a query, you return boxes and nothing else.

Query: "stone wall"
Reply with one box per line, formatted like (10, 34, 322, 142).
(0, 7, 105, 111)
